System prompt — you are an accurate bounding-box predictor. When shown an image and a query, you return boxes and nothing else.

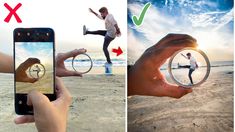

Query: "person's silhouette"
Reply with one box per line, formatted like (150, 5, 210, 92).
(179, 53, 198, 84)
(33, 65, 41, 78)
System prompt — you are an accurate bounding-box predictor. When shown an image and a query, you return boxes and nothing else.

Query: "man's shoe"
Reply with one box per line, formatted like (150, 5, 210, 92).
(83, 25, 87, 35)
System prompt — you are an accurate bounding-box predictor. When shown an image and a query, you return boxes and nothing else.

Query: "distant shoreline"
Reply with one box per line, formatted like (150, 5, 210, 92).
(161, 64, 234, 71)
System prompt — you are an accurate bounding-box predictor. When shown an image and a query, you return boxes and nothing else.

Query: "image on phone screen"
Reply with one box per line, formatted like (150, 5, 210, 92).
(15, 42, 54, 94)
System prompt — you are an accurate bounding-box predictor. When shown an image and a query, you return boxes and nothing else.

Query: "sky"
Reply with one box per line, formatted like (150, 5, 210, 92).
(0, 0, 127, 60)
(15, 42, 53, 69)
(128, 0, 234, 63)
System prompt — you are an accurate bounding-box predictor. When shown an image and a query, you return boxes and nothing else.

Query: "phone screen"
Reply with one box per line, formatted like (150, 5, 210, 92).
(14, 28, 55, 115)
(15, 42, 54, 94)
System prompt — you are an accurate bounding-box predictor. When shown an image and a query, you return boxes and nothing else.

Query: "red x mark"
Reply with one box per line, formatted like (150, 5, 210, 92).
(4, 3, 22, 23)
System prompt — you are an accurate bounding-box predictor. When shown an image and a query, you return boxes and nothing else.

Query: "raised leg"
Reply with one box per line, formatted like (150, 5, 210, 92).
(86, 30, 107, 36)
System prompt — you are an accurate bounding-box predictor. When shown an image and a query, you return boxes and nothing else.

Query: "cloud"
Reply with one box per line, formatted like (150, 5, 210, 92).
(128, 3, 177, 44)
(212, 8, 234, 31)
(128, 31, 146, 64)
(15, 42, 53, 66)
(188, 8, 234, 31)
(128, 1, 233, 62)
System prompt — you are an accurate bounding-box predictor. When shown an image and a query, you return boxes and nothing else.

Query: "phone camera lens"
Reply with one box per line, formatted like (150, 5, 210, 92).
(46, 33, 49, 36)
(27, 33, 30, 36)
(17, 33, 20, 36)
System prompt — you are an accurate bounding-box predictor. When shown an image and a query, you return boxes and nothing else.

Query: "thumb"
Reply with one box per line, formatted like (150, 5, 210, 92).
(164, 84, 193, 99)
(25, 77, 38, 83)
(71, 71, 83, 77)
(63, 70, 83, 77)
(27, 90, 51, 111)
(54, 77, 72, 107)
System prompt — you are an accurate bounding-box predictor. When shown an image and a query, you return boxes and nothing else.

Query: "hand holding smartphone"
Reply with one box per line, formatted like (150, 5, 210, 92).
(14, 28, 56, 115)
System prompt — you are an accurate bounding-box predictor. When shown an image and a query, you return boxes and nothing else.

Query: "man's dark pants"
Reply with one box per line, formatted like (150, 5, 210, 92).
(86, 30, 114, 64)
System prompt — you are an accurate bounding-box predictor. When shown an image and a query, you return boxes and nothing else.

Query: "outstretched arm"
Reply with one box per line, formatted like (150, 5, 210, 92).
(89, 8, 103, 20)
(0, 49, 87, 77)
(0, 52, 13, 73)
(181, 53, 188, 59)
(89, 8, 98, 16)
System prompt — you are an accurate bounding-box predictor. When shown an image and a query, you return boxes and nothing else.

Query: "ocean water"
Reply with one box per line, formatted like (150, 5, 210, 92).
(63, 57, 126, 74)
(160, 61, 234, 70)
(161, 61, 233, 85)
(64, 58, 126, 67)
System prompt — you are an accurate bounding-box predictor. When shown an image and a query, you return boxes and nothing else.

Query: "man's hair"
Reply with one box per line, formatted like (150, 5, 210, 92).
(186, 53, 191, 56)
(99, 7, 108, 13)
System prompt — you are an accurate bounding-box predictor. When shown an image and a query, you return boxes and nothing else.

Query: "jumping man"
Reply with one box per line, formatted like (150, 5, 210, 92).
(178, 53, 198, 85)
(33, 65, 41, 78)
(83, 7, 121, 64)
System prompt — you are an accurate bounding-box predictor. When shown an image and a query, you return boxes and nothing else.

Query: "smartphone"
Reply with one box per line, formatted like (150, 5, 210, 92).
(14, 28, 56, 115)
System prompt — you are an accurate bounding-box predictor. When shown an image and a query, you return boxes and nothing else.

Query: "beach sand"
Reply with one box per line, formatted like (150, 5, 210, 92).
(16, 71, 53, 93)
(0, 67, 125, 132)
(128, 66, 233, 132)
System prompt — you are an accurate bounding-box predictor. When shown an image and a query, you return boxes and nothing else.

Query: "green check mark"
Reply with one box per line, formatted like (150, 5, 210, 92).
(132, 2, 151, 26)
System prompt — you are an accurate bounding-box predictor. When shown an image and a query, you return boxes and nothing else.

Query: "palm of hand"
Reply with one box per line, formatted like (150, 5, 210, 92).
(128, 34, 198, 98)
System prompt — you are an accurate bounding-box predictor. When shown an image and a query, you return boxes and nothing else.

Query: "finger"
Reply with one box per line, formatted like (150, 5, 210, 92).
(57, 49, 87, 61)
(144, 34, 197, 54)
(14, 115, 34, 124)
(62, 70, 83, 77)
(27, 90, 51, 110)
(19, 58, 40, 71)
(164, 83, 193, 98)
(26, 77, 38, 83)
(17, 77, 38, 83)
(56, 68, 83, 77)
(54, 77, 72, 105)
(25, 58, 40, 67)
(153, 38, 198, 66)
(156, 34, 197, 48)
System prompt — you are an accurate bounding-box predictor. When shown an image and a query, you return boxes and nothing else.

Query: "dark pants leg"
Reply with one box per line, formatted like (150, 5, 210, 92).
(103, 36, 114, 64)
(179, 65, 190, 68)
(86, 30, 107, 36)
(188, 69, 195, 84)
(37, 72, 39, 78)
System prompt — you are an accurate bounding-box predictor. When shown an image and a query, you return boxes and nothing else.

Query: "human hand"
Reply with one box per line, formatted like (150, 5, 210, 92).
(196, 63, 199, 69)
(56, 48, 87, 77)
(128, 34, 198, 98)
(15, 58, 40, 83)
(14, 77, 72, 132)
(116, 28, 121, 36)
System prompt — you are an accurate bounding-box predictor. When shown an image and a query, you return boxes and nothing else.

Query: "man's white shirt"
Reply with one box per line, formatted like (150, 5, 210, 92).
(97, 14, 117, 38)
(189, 56, 197, 70)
